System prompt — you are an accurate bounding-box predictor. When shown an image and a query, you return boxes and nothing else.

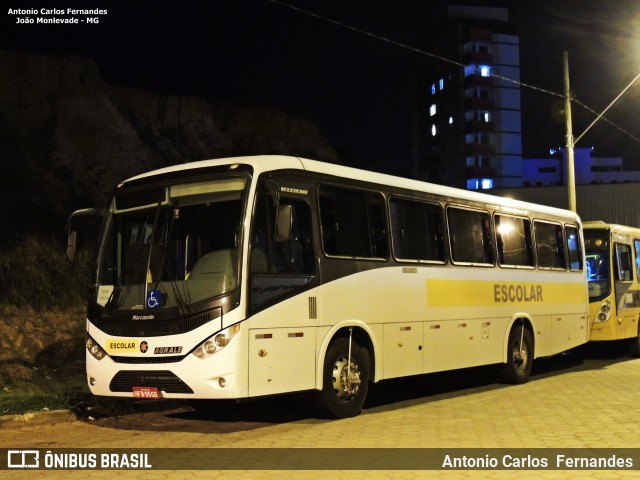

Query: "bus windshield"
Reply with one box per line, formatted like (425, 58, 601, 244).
(96, 177, 246, 313)
(584, 229, 611, 301)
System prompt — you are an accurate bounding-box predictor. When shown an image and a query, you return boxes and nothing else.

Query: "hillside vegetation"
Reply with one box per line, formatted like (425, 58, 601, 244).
(0, 49, 338, 415)
(0, 49, 338, 242)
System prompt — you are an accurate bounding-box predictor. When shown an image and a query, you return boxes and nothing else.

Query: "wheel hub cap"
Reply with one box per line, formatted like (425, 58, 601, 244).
(332, 355, 361, 400)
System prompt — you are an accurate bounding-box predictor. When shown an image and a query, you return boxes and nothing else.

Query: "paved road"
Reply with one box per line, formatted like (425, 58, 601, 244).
(2, 344, 640, 479)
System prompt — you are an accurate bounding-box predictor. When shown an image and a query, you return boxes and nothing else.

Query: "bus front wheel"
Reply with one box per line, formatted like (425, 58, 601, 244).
(316, 337, 370, 419)
(499, 324, 533, 384)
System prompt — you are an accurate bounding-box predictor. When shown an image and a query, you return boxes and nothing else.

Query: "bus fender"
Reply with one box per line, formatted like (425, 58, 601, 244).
(315, 320, 380, 391)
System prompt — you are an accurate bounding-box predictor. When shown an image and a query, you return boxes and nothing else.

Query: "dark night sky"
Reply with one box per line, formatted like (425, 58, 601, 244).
(3, 0, 640, 175)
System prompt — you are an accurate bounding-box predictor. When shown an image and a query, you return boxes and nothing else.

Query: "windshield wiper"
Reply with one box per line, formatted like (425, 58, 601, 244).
(103, 273, 122, 316)
(143, 194, 165, 309)
(156, 211, 191, 315)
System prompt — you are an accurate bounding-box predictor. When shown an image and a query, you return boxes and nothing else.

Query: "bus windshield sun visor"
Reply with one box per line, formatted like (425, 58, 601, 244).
(115, 188, 168, 212)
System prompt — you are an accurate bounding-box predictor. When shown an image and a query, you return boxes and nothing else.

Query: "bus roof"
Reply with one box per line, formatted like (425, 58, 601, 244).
(583, 221, 640, 233)
(122, 155, 581, 221)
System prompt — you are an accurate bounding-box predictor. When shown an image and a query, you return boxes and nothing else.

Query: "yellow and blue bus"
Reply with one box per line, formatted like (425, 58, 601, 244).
(584, 221, 640, 355)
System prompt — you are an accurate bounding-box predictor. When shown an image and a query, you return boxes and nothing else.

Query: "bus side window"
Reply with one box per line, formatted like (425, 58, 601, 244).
(566, 225, 583, 271)
(249, 193, 315, 312)
(251, 194, 314, 275)
(448, 207, 494, 265)
(634, 239, 640, 281)
(496, 215, 534, 267)
(390, 197, 444, 262)
(534, 221, 565, 269)
(273, 201, 314, 274)
(319, 185, 388, 259)
(614, 244, 633, 282)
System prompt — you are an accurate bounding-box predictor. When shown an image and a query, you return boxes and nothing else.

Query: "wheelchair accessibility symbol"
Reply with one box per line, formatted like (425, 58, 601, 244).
(146, 290, 162, 309)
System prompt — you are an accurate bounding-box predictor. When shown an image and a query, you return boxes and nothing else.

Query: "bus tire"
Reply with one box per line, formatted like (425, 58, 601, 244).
(499, 324, 533, 384)
(629, 328, 640, 357)
(316, 337, 370, 419)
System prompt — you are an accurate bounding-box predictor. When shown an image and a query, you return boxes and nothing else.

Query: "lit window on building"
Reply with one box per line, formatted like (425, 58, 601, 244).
(483, 111, 490, 122)
(430, 104, 437, 116)
(431, 124, 437, 136)
(466, 178, 494, 190)
(439, 78, 444, 90)
(479, 65, 491, 77)
(431, 84, 436, 95)
(448, 116, 454, 125)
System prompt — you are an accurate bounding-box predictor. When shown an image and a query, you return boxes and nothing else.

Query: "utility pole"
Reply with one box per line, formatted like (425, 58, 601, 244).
(563, 51, 576, 213)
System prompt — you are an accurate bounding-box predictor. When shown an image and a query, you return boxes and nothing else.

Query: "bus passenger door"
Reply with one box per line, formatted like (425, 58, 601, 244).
(613, 243, 638, 340)
(247, 190, 318, 397)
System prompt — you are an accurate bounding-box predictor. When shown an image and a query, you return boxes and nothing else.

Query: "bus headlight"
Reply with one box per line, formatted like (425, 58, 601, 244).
(215, 333, 230, 348)
(86, 336, 106, 360)
(193, 324, 240, 359)
(204, 341, 216, 354)
(596, 300, 612, 323)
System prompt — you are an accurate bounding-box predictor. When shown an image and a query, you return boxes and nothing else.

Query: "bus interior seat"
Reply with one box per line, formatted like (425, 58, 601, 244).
(250, 247, 269, 273)
(189, 249, 237, 291)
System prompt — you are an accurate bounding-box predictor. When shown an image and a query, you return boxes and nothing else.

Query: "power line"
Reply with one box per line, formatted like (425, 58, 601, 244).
(269, 0, 465, 68)
(269, 0, 640, 146)
(269, 0, 562, 98)
(573, 98, 640, 145)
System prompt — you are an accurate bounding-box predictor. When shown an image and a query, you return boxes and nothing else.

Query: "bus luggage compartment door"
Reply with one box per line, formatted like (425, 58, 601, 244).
(248, 327, 316, 397)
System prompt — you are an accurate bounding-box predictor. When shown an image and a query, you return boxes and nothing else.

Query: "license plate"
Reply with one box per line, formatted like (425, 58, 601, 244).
(132, 386, 161, 399)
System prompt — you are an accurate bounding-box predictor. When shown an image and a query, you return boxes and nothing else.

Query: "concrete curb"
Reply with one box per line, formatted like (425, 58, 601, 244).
(0, 400, 187, 428)
(0, 409, 77, 428)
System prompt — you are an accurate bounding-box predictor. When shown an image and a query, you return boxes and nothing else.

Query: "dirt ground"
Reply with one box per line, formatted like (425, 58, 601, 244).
(0, 305, 86, 387)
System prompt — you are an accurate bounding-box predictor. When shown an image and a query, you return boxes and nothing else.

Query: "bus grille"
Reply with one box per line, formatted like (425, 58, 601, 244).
(111, 355, 185, 364)
(96, 312, 213, 337)
(109, 370, 194, 394)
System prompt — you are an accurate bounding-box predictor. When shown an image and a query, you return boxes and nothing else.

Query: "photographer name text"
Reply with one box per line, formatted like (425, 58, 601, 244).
(8, 8, 108, 24)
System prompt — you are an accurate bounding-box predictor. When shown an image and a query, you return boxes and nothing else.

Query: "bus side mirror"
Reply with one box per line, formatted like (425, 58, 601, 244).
(65, 208, 102, 263)
(67, 230, 78, 263)
(275, 204, 293, 242)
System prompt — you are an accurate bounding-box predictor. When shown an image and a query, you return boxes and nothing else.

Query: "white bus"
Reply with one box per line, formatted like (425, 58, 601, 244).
(68, 155, 589, 418)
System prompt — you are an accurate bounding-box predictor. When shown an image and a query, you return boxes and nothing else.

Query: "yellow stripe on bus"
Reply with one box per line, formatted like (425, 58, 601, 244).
(426, 279, 586, 308)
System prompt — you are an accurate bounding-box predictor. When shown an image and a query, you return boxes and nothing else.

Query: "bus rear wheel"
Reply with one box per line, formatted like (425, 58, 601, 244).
(316, 337, 370, 419)
(629, 327, 640, 357)
(499, 324, 533, 384)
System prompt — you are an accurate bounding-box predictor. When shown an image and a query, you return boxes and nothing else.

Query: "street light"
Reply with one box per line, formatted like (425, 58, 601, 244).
(563, 51, 640, 212)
